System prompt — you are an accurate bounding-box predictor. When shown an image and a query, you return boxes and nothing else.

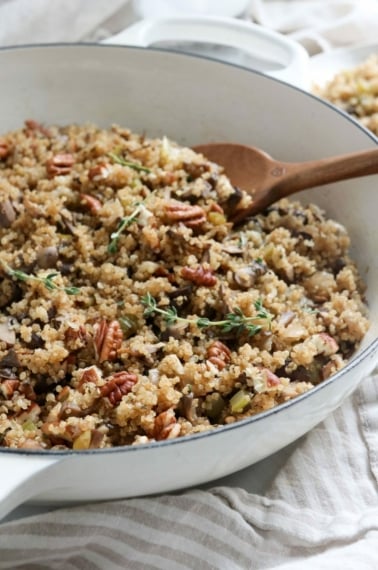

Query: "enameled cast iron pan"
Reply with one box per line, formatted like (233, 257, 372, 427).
(0, 45, 377, 519)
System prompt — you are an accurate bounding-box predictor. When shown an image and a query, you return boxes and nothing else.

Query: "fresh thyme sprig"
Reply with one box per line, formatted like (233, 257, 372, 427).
(238, 232, 247, 248)
(0, 261, 80, 295)
(108, 152, 152, 173)
(141, 292, 273, 336)
(108, 202, 145, 253)
(303, 306, 319, 315)
(107, 150, 155, 252)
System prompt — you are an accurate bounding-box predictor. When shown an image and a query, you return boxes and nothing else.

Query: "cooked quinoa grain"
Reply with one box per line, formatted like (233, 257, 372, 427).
(313, 54, 378, 136)
(0, 121, 370, 450)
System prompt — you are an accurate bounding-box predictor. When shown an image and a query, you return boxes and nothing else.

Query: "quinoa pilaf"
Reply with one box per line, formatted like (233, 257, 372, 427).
(0, 121, 370, 450)
(313, 54, 378, 136)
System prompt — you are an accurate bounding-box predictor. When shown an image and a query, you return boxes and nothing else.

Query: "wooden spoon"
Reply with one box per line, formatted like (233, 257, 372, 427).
(193, 143, 378, 223)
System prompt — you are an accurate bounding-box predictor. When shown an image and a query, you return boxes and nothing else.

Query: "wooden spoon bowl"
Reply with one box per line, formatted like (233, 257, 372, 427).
(193, 143, 378, 223)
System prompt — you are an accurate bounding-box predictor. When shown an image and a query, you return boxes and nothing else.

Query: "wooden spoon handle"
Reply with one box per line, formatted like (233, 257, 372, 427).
(271, 148, 378, 199)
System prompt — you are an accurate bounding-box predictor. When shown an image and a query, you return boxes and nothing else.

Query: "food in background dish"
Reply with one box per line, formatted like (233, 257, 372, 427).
(313, 54, 378, 136)
(0, 121, 370, 450)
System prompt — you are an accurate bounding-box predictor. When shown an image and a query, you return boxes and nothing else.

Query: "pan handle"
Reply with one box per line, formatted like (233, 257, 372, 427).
(0, 453, 63, 520)
(103, 16, 310, 88)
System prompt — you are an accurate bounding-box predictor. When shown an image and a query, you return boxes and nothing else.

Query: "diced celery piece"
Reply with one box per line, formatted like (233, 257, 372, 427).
(230, 389, 251, 413)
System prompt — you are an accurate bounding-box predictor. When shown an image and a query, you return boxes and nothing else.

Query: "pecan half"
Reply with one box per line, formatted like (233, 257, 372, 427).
(164, 202, 206, 228)
(153, 408, 181, 440)
(94, 319, 123, 363)
(100, 371, 138, 406)
(206, 340, 231, 370)
(181, 265, 217, 287)
(46, 153, 75, 177)
(24, 119, 52, 138)
(0, 138, 10, 160)
(80, 193, 102, 214)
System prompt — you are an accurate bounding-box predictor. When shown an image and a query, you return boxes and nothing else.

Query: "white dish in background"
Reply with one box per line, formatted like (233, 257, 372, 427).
(132, 0, 250, 19)
(310, 42, 378, 88)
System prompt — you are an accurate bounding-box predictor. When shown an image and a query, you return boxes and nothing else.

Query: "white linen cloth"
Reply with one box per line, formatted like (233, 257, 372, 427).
(0, 1, 377, 568)
(0, 0, 131, 45)
(1, 0, 378, 54)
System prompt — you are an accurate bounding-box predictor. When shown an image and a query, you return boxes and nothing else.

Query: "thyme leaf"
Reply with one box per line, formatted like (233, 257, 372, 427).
(238, 232, 247, 248)
(108, 203, 144, 253)
(303, 306, 318, 315)
(108, 152, 152, 173)
(141, 293, 273, 336)
(0, 261, 80, 295)
(107, 150, 155, 252)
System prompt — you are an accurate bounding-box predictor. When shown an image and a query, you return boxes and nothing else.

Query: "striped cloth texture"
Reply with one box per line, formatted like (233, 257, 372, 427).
(0, 371, 377, 570)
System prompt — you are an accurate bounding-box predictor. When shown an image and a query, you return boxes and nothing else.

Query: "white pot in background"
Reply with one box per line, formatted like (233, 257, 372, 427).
(132, 0, 251, 18)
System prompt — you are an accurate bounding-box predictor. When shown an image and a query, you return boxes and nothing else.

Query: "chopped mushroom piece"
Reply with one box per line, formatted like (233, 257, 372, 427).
(0, 320, 16, 345)
(36, 246, 59, 269)
(0, 200, 16, 228)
